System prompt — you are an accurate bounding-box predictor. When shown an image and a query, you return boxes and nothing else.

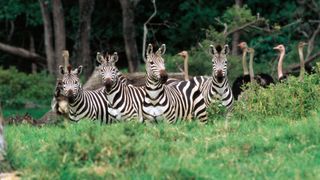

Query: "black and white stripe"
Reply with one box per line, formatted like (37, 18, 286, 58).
(142, 44, 207, 123)
(58, 65, 109, 124)
(96, 52, 145, 122)
(192, 44, 234, 110)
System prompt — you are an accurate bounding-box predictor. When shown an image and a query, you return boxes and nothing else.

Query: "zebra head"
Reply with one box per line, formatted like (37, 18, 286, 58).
(210, 44, 229, 83)
(96, 52, 119, 91)
(146, 44, 168, 84)
(59, 65, 83, 99)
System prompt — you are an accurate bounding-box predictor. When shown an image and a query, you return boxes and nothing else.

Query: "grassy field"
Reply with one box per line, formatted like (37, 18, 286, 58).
(1, 111, 320, 179)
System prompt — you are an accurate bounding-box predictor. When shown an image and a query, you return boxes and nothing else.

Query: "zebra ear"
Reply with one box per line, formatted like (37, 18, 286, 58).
(146, 44, 153, 56)
(96, 52, 105, 64)
(59, 65, 65, 75)
(156, 44, 166, 56)
(75, 65, 83, 75)
(111, 52, 119, 64)
(209, 45, 217, 55)
(222, 45, 230, 55)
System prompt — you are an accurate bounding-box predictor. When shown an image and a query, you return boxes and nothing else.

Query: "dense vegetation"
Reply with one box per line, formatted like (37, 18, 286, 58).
(1, 71, 320, 178)
(0, 67, 54, 109)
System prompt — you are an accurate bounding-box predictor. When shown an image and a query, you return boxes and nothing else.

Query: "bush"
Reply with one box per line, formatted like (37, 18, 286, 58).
(233, 74, 320, 120)
(0, 67, 55, 108)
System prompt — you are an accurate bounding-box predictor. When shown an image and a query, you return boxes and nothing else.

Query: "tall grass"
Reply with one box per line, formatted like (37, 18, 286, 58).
(2, 114, 320, 179)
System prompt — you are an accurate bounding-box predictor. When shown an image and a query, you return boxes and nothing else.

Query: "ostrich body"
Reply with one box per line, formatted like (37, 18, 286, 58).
(232, 42, 251, 100)
(247, 47, 274, 87)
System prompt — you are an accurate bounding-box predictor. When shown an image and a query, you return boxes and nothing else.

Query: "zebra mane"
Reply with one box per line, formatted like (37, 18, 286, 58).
(67, 65, 72, 74)
(215, 45, 222, 53)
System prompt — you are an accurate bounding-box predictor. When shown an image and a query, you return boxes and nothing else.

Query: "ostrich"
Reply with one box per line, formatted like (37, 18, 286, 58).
(298, 42, 310, 80)
(274, 42, 311, 82)
(247, 47, 274, 87)
(177, 50, 189, 80)
(273, 44, 287, 81)
(232, 42, 250, 100)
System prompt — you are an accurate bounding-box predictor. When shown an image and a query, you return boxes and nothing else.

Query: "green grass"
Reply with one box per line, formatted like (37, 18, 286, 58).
(1, 112, 320, 179)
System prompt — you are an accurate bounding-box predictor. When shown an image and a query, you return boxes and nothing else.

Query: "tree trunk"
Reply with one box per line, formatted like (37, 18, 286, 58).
(39, 0, 55, 75)
(231, 0, 243, 56)
(52, 0, 66, 76)
(0, 104, 6, 159)
(0, 41, 46, 63)
(30, 35, 37, 74)
(75, 0, 95, 79)
(119, 0, 140, 72)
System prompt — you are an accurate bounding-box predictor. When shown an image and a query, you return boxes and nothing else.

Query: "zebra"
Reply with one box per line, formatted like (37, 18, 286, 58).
(143, 44, 207, 123)
(96, 52, 145, 122)
(192, 44, 234, 110)
(58, 65, 110, 124)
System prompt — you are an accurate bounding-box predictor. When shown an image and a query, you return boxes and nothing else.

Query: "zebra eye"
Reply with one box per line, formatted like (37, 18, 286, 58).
(150, 61, 154, 65)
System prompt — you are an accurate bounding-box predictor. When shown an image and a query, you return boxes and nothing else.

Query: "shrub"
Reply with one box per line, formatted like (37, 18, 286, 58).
(0, 67, 55, 108)
(233, 74, 320, 120)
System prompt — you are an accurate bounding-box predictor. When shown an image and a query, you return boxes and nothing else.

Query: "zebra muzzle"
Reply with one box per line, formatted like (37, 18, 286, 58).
(67, 89, 74, 96)
(216, 70, 224, 83)
(104, 78, 113, 90)
(159, 70, 168, 84)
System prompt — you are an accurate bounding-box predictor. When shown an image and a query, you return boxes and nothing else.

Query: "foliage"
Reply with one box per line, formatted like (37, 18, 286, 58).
(0, 0, 42, 26)
(233, 74, 320, 120)
(0, 67, 54, 108)
(2, 112, 320, 178)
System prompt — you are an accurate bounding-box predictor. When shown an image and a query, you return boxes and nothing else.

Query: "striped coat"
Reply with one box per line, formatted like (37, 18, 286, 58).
(142, 44, 207, 123)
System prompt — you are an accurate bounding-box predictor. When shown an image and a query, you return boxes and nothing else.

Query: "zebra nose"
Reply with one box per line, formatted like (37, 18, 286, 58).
(67, 89, 73, 96)
(104, 78, 113, 88)
(217, 70, 223, 77)
(159, 69, 168, 84)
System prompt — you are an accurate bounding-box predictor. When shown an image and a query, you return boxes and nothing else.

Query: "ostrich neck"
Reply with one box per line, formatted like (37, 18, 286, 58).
(249, 50, 255, 82)
(242, 50, 249, 75)
(184, 55, 189, 80)
(298, 46, 305, 79)
(277, 50, 285, 80)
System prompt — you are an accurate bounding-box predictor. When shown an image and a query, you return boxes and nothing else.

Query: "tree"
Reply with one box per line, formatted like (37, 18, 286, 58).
(39, 0, 55, 75)
(52, 0, 66, 75)
(73, 0, 95, 79)
(231, 0, 243, 55)
(39, 0, 66, 77)
(119, 0, 140, 72)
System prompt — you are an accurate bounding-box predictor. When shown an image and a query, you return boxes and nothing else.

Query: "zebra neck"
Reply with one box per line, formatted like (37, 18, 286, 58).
(145, 77, 164, 100)
(210, 77, 228, 92)
(104, 80, 122, 105)
(69, 91, 84, 109)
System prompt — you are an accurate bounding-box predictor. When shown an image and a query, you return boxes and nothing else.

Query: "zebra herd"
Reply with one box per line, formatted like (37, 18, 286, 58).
(53, 43, 234, 124)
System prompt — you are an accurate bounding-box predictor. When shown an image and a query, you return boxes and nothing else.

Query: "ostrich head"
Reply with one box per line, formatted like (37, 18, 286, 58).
(178, 51, 188, 58)
(273, 44, 285, 53)
(238, 42, 248, 51)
